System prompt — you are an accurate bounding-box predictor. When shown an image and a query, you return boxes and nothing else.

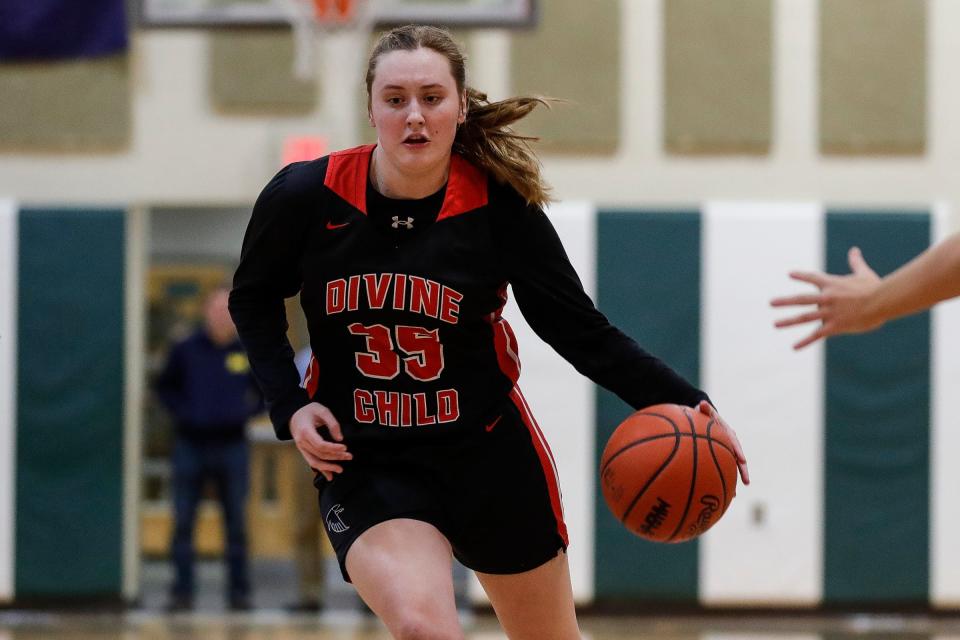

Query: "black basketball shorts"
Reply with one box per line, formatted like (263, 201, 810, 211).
(315, 387, 568, 582)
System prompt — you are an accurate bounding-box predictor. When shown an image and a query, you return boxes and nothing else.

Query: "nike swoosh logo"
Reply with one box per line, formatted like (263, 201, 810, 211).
(484, 415, 502, 432)
(326, 221, 350, 230)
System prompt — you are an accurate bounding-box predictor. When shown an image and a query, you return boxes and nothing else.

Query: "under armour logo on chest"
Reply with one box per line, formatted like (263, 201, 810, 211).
(392, 216, 414, 229)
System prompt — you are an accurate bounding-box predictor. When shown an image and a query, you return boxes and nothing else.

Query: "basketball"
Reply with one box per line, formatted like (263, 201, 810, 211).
(600, 403, 738, 543)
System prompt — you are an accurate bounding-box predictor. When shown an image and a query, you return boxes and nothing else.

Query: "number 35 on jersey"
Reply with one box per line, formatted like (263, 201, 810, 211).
(348, 322, 460, 427)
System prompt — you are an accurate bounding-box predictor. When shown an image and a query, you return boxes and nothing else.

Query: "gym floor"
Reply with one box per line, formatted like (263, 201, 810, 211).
(3, 559, 957, 639)
(1, 611, 959, 639)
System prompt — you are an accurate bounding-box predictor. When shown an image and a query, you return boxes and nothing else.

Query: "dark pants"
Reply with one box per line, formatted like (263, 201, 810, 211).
(170, 436, 250, 599)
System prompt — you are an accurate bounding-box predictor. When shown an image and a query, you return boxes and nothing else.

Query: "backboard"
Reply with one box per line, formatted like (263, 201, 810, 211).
(137, 0, 537, 28)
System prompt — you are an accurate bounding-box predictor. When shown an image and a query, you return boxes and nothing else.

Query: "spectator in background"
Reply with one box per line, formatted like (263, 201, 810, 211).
(156, 286, 263, 611)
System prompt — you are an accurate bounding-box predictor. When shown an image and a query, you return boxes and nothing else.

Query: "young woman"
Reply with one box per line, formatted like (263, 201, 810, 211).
(230, 25, 748, 639)
(772, 235, 960, 349)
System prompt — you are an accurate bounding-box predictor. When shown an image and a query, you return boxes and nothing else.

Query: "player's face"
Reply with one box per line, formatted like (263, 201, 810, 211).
(369, 47, 466, 181)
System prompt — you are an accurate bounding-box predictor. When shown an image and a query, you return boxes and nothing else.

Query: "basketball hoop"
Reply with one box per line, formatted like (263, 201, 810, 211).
(276, 0, 373, 81)
(313, 0, 357, 23)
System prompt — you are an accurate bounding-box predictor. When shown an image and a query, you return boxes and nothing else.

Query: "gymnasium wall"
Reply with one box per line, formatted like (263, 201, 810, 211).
(2, 200, 955, 607)
(466, 203, 960, 608)
(1, 0, 958, 209)
(2, 0, 960, 609)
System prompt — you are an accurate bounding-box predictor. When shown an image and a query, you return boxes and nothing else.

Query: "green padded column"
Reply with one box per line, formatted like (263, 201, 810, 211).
(16, 209, 125, 596)
(823, 211, 930, 604)
(594, 211, 701, 601)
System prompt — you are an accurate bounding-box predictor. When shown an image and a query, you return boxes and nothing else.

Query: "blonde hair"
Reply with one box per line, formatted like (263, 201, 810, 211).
(365, 24, 552, 208)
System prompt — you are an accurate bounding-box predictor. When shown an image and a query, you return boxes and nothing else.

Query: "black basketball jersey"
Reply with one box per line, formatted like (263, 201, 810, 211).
(230, 144, 708, 446)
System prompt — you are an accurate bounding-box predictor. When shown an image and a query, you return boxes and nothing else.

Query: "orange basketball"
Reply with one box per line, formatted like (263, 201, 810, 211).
(600, 403, 738, 543)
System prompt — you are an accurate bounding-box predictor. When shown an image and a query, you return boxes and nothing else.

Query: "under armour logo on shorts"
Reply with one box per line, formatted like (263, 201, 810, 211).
(326, 504, 349, 533)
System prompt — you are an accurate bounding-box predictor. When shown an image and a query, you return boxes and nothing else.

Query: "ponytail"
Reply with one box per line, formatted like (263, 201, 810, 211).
(454, 88, 552, 208)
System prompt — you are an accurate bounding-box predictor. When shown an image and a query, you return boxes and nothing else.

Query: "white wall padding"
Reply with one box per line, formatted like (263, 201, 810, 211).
(0, 200, 17, 602)
(468, 201, 597, 604)
(700, 202, 824, 605)
(931, 203, 960, 607)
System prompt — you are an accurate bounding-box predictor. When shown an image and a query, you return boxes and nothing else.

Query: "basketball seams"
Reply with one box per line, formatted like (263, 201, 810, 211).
(618, 413, 681, 523)
(600, 412, 679, 475)
(602, 431, 737, 470)
(666, 408, 699, 542)
(705, 418, 731, 515)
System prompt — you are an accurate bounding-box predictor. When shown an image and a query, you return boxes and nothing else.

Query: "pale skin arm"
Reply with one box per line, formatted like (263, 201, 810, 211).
(771, 233, 960, 350)
(289, 403, 352, 481)
(697, 400, 749, 485)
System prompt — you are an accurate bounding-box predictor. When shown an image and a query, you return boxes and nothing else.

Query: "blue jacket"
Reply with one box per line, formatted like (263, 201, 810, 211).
(156, 329, 264, 440)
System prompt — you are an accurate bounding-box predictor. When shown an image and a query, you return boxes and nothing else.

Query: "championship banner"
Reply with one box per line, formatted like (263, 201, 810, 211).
(0, 0, 128, 60)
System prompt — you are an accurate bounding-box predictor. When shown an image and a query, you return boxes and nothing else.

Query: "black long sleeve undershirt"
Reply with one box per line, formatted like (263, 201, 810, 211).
(501, 199, 709, 411)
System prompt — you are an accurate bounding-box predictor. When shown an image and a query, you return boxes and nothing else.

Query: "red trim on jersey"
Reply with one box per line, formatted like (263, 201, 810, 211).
(437, 154, 489, 221)
(508, 387, 568, 545)
(303, 353, 320, 398)
(324, 144, 374, 214)
(323, 145, 488, 219)
(485, 284, 520, 384)
(492, 317, 520, 383)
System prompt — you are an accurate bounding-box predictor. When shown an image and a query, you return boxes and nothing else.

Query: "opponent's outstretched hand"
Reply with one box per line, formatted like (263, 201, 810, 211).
(697, 400, 749, 485)
(289, 402, 352, 481)
(770, 247, 883, 350)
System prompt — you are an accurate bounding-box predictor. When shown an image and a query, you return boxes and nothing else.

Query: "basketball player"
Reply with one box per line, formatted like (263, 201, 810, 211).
(230, 25, 748, 639)
(771, 233, 960, 349)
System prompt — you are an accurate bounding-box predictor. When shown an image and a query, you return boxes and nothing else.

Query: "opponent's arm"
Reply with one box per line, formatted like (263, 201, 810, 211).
(772, 233, 960, 349)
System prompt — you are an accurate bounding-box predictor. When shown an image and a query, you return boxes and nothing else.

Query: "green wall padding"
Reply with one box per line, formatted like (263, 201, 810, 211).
(0, 55, 130, 151)
(820, 0, 926, 155)
(823, 211, 930, 604)
(16, 209, 125, 596)
(511, 0, 620, 154)
(211, 29, 317, 114)
(664, 0, 772, 154)
(594, 211, 701, 601)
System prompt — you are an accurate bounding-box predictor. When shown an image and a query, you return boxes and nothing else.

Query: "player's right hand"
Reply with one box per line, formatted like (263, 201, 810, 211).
(696, 400, 749, 485)
(289, 402, 351, 481)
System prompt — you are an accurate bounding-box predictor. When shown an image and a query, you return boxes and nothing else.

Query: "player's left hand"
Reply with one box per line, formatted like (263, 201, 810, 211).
(697, 400, 749, 485)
